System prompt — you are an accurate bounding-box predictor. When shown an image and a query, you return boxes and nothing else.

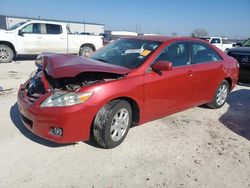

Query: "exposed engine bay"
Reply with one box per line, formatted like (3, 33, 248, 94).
(43, 70, 124, 91)
(25, 53, 131, 96)
(26, 68, 125, 97)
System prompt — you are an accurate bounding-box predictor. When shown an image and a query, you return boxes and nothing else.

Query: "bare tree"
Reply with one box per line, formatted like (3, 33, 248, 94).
(190, 28, 209, 37)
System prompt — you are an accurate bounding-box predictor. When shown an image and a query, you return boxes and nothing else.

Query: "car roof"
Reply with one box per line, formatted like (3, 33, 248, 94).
(122, 35, 208, 43)
(27, 20, 66, 26)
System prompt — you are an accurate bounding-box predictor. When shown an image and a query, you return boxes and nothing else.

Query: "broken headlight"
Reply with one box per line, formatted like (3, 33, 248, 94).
(40, 91, 93, 107)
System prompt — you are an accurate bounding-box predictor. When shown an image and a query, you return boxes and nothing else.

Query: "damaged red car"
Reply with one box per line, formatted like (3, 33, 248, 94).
(18, 36, 239, 148)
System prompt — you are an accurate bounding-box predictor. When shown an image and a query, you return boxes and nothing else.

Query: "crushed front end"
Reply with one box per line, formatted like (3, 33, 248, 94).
(17, 54, 128, 143)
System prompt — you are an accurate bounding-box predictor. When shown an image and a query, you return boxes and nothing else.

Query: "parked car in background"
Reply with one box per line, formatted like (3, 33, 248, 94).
(227, 38, 250, 81)
(18, 36, 238, 148)
(102, 30, 139, 45)
(0, 20, 103, 63)
(209, 37, 235, 52)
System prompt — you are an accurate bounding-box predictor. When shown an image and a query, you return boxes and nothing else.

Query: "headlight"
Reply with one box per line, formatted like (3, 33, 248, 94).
(40, 91, 93, 107)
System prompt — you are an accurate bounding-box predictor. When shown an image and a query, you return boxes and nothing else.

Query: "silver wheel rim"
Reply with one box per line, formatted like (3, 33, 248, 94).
(81, 48, 93, 57)
(110, 108, 129, 142)
(0, 46, 10, 60)
(216, 84, 228, 106)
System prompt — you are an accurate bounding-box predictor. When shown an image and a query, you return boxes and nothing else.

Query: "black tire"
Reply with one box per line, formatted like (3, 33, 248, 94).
(79, 45, 94, 57)
(93, 100, 132, 148)
(0, 44, 14, 63)
(207, 80, 230, 109)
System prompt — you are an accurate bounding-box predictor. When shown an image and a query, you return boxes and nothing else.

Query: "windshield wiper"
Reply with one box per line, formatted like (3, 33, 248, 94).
(92, 58, 111, 64)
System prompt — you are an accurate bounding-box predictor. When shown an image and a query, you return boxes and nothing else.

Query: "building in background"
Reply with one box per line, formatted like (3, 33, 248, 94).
(0, 15, 104, 35)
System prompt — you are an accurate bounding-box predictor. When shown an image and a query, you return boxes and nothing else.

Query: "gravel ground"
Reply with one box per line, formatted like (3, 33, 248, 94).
(0, 60, 249, 188)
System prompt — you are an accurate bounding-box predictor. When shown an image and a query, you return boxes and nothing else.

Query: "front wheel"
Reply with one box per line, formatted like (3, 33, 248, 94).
(93, 100, 132, 148)
(0, 44, 14, 63)
(207, 80, 230, 109)
(79, 46, 94, 57)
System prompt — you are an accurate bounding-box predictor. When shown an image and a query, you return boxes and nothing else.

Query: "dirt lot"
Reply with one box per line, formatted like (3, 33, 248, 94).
(0, 59, 250, 188)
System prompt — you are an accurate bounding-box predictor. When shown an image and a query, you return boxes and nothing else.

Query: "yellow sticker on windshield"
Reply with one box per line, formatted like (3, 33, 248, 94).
(140, 50, 151, 56)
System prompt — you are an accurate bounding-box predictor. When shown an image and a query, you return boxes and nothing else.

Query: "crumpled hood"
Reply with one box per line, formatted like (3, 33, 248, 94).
(37, 53, 131, 78)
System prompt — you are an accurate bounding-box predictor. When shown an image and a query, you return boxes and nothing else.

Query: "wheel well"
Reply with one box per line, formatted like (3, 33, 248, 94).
(0, 41, 16, 56)
(89, 97, 140, 140)
(80, 43, 96, 51)
(225, 77, 232, 90)
(117, 97, 140, 126)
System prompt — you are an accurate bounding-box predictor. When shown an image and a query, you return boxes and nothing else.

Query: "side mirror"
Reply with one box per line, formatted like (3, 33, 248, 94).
(18, 30, 24, 36)
(151, 61, 173, 74)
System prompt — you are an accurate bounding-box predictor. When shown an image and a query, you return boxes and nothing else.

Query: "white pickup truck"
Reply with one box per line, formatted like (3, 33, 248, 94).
(209, 37, 235, 52)
(0, 20, 103, 63)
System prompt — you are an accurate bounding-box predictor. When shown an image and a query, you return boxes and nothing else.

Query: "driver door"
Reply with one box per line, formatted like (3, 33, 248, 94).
(17, 23, 45, 54)
(144, 42, 195, 121)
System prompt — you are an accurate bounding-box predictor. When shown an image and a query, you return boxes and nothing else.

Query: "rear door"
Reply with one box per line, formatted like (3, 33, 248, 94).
(191, 42, 224, 105)
(42, 23, 67, 53)
(144, 42, 195, 121)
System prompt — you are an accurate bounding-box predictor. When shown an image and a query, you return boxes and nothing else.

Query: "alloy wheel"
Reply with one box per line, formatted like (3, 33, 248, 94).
(110, 108, 129, 142)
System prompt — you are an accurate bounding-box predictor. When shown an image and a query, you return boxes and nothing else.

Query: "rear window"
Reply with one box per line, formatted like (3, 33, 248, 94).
(210, 38, 221, 44)
(45, 24, 62, 34)
(192, 43, 222, 63)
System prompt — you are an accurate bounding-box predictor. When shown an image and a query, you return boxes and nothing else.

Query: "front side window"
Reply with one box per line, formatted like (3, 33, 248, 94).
(192, 43, 222, 64)
(156, 42, 190, 67)
(22, 23, 41, 34)
(91, 38, 161, 69)
(45, 24, 62, 34)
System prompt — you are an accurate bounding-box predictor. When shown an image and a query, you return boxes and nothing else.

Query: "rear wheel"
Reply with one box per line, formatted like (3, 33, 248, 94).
(207, 80, 229, 109)
(0, 44, 14, 63)
(79, 45, 94, 57)
(93, 100, 132, 148)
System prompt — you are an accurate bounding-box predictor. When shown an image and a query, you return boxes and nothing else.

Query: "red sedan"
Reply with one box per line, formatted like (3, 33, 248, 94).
(18, 36, 239, 148)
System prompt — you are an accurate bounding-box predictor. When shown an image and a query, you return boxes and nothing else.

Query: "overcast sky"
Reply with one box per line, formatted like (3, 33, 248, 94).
(1, 0, 250, 38)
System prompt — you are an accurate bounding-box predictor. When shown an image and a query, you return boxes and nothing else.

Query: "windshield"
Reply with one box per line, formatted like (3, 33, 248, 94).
(242, 39, 250, 47)
(7, 22, 26, 30)
(90, 38, 161, 69)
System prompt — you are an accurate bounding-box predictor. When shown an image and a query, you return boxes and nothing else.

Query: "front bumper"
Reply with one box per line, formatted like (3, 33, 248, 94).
(17, 82, 97, 144)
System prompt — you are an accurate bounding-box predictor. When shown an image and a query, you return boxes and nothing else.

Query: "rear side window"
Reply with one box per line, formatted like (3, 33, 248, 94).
(210, 38, 221, 44)
(192, 43, 222, 64)
(22, 23, 41, 34)
(45, 24, 62, 34)
(156, 42, 190, 67)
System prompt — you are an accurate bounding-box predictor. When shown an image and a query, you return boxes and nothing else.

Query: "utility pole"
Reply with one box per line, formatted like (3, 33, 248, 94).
(83, 17, 86, 32)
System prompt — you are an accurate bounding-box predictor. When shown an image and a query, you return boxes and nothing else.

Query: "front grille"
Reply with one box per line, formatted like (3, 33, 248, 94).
(24, 73, 46, 104)
(27, 77, 45, 97)
(27, 94, 40, 103)
(20, 114, 33, 128)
